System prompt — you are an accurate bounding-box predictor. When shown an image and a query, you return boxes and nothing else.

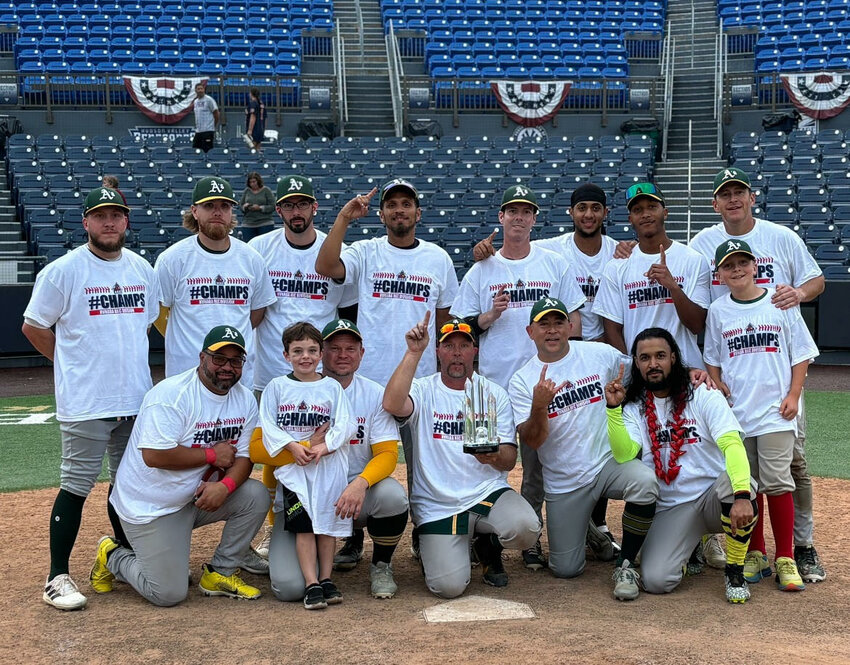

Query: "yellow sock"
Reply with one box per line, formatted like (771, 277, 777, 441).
(721, 515, 756, 566)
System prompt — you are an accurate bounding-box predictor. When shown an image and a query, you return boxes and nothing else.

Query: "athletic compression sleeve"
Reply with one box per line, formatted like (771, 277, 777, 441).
(153, 305, 169, 336)
(716, 431, 751, 494)
(606, 405, 641, 463)
(248, 427, 305, 466)
(359, 439, 399, 487)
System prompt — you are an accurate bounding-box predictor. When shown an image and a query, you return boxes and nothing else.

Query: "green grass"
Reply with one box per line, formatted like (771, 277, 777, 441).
(1, 391, 848, 493)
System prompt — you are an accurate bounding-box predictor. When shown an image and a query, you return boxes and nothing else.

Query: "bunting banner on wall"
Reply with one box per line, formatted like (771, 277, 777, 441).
(490, 80, 571, 126)
(781, 72, 850, 120)
(123, 76, 208, 124)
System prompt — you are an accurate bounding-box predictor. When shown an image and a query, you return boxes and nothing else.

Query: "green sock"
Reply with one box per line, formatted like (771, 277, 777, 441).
(368, 511, 408, 564)
(49, 489, 87, 580)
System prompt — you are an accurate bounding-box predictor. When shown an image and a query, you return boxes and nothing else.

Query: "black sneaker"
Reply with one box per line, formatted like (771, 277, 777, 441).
(522, 538, 547, 571)
(794, 545, 826, 583)
(333, 529, 364, 572)
(303, 584, 327, 610)
(319, 578, 343, 604)
(475, 534, 508, 587)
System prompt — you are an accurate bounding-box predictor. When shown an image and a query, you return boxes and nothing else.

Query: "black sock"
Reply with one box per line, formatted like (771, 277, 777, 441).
(49, 489, 87, 580)
(368, 510, 408, 564)
(618, 501, 656, 566)
(591, 496, 609, 527)
(106, 484, 130, 550)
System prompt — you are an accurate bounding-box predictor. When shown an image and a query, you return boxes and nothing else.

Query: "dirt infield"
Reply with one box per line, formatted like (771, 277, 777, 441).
(2, 466, 849, 665)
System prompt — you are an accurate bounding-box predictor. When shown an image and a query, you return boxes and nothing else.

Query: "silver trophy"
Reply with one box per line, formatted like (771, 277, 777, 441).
(462, 378, 500, 455)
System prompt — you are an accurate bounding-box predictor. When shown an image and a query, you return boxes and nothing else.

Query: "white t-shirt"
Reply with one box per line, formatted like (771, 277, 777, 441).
(248, 229, 356, 390)
(259, 375, 356, 536)
(110, 367, 257, 525)
(451, 245, 586, 389)
(534, 233, 619, 340)
(343, 373, 400, 482)
(593, 241, 711, 368)
(622, 384, 742, 509)
(155, 236, 277, 386)
(689, 218, 823, 302)
(340, 236, 459, 385)
(510, 342, 630, 494)
(703, 289, 819, 437)
(194, 94, 218, 133)
(23, 245, 160, 422)
(406, 373, 515, 526)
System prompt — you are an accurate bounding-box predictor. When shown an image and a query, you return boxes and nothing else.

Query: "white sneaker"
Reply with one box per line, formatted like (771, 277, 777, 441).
(240, 547, 270, 575)
(43, 574, 88, 610)
(612, 560, 641, 601)
(701, 534, 726, 569)
(254, 524, 273, 560)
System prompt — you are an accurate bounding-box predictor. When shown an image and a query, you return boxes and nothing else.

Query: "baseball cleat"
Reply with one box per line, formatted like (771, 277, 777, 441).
(700, 534, 727, 569)
(370, 562, 398, 599)
(198, 564, 261, 600)
(724, 564, 750, 604)
(240, 547, 270, 575)
(586, 521, 615, 562)
(303, 584, 327, 610)
(743, 550, 772, 583)
(685, 542, 704, 577)
(90, 535, 119, 593)
(254, 524, 273, 559)
(794, 545, 826, 583)
(334, 529, 364, 571)
(522, 539, 547, 571)
(475, 534, 508, 587)
(612, 560, 641, 601)
(774, 557, 805, 592)
(43, 574, 88, 611)
(319, 578, 343, 604)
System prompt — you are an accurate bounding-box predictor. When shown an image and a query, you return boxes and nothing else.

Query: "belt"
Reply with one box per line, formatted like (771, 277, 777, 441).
(98, 415, 137, 423)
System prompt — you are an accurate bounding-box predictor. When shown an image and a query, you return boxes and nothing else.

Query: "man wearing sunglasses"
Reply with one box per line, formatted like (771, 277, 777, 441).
(90, 325, 270, 606)
(383, 314, 541, 598)
(154, 176, 277, 389)
(247, 174, 358, 560)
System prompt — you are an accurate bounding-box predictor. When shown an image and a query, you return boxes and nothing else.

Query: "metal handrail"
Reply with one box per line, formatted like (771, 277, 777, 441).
(334, 19, 348, 133)
(687, 119, 693, 241)
(386, 20, 404, 137)
(660, 33, 675, 161)
(354, 0, 364, 64)
(714, 25, 726, 159)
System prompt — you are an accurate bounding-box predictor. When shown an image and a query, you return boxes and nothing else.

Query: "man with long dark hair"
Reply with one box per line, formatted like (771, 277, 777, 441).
(605, 327, 758, 603)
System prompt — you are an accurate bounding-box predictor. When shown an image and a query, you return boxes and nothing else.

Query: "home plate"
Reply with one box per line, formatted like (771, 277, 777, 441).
(422, 595, 535, 623)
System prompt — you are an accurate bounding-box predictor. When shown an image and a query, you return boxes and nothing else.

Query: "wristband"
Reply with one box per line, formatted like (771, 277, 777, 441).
(734, 491, 751, 501)
(220, 477, 237, 494)
(205, 447, 217, 465)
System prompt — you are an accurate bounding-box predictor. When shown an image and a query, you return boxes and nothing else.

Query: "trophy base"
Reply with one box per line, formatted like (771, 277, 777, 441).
(463, 443, 500, 455)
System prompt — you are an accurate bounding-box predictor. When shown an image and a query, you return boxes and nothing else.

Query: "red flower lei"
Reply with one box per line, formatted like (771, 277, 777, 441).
(644, 390, 688, 485)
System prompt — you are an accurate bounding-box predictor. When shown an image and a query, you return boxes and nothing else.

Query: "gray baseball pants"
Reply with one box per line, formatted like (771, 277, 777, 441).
(791, 396, 814, 546)
(59, 418, 134, 495)
(107, 478, 269, 606)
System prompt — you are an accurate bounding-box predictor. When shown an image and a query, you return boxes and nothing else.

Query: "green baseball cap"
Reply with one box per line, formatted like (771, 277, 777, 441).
(625, 182, 665, 209)
(713, 167, 751, 195)
(192, 176, 237, 205)
(202, 325, 247, 353)
(276, 174, 316, 204)
(529, 297, 570, 324)
(501, 183, 539, 211)
(321, 318, 362, 341)
(714, 238, 756, 269)
(84, 187, 130, 215)
(380, 178, 419, 206)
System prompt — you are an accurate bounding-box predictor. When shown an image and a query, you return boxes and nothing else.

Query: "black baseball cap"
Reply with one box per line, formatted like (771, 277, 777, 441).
(380, 178, 419, 207)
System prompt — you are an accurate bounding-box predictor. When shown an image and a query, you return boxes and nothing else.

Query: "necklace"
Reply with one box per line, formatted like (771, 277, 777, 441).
(644, 391, 687, 485)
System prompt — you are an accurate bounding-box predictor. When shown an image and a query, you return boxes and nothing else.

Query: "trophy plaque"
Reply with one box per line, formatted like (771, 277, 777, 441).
(462, 378, 500, 455)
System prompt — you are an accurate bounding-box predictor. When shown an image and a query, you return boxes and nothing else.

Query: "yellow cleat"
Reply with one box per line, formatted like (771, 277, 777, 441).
(90, 536, 118, 593)
(198, 564, 261, 600)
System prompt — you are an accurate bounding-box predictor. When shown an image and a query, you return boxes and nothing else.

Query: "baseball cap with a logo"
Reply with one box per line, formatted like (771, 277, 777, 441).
(714, 238, 756, 269)
(276, 174, 316, 204)
(380, 178, 419, 207)
(202, 325, 247, 354)
(192, 176, 237, 205)
(437, 318, 477, 344)
(84, 187, 130, 215)
(713, 167, 751, 195)
(321, 318, 362, 341)
(625, 182, 665, 209)
(501, 183, 539, 211)
(529, 297, 570, 324)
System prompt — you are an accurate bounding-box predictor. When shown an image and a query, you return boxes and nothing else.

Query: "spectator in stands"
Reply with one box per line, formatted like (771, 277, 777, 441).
(102, 175, 120, 189)
(245, 88, 266, 152)
(193, 83, 219, 153)
(239, 172, 276, 241)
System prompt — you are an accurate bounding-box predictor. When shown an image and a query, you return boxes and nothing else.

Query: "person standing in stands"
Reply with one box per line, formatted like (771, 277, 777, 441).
(193, 83, 220, 153)
(239, 172, 276, 242)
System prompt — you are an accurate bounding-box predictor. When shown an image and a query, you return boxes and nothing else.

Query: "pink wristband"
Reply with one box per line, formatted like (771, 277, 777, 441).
(204, 447, 217, 465)
(220, 477, 237, 494)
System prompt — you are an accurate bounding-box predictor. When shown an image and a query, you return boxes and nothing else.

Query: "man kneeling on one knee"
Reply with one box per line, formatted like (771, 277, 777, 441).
(383, 313, 541, 598)
(90, 326, 270, 606)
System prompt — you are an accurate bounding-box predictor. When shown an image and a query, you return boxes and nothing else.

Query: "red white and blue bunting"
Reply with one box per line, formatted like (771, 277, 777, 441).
(781, 72, 850, 120)
(123, 76, 208, 124)
(490, 80, 571, 126)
